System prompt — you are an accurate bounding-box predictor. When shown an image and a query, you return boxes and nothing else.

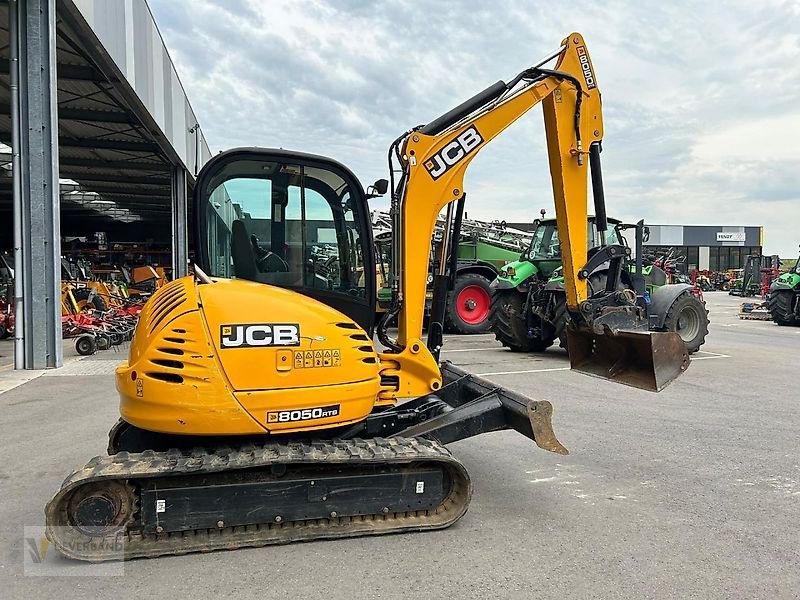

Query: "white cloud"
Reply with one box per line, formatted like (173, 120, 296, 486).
(150, 0, 800, 256)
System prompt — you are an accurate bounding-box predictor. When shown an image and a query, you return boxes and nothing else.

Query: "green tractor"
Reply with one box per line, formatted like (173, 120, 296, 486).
(372, 210, 531, 334)
(767, 250, 800, 325)
(489, 216, 709, 354)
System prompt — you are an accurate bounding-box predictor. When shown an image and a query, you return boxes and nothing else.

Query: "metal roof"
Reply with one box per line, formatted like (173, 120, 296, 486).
(0, 0, 209, 236)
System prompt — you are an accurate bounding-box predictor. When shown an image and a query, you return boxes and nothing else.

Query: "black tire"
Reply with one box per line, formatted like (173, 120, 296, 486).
(663, 293, 709, 354)
(0, 325, 7, 339)
(72, 288, 108, 312)
(550, 293, 569, 350)
(766, 289, 798, 326)
(75, 335, 97, 356)
(489, 289, 553, 352)
(445, 273, 493, 334)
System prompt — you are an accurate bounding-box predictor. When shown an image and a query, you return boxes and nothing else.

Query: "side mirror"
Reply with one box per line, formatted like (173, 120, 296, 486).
(366, 179, 389, 199)
(374, 179, 389, 195)
(643, 226, 650, 243)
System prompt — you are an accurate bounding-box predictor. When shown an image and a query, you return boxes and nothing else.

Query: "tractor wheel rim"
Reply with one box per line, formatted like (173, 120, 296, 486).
(456, 285, 490, 324)
(676, 306, 701, 341)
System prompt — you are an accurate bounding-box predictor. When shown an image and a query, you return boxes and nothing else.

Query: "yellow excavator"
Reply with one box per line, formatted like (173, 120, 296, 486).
(46, 33, 689, 561)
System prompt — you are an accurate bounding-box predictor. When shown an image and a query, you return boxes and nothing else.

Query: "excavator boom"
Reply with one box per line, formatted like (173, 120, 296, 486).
(378, 32, 688, 393)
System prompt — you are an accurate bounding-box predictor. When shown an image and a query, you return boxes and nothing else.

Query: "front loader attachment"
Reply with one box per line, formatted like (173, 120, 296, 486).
(566, 326, 689, 392)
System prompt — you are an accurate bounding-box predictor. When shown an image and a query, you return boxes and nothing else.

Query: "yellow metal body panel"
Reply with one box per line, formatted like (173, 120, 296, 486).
(198, 280, 380, 391)
(115, 277, 381, 435)
(396, 32, 602, 355)
(131, 265, 159, 285)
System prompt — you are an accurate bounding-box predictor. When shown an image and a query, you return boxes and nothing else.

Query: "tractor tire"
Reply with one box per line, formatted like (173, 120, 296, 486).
(74, 335, 97, 356)
(489, 289, 553, 352)
(445, 273, 493, 334)
(663, 292, 709, 354)
(551, 294, 569, 350)
(72, 288, 108, 313)
(767, 289, 798, 326)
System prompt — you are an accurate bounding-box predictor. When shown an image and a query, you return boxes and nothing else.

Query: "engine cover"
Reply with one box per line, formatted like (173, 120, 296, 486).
(115, 277, 381, 436)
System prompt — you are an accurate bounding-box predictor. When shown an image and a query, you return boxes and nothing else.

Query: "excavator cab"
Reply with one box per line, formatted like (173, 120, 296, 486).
(196, 149, 377, 333)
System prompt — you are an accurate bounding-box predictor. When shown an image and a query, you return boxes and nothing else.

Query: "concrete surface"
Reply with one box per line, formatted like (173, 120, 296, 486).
(0, 292, 797, 598)
(0, 336, 82, 371)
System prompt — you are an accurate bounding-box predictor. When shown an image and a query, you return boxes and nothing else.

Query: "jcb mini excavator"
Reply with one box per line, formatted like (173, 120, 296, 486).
(46, 33, 689, 561)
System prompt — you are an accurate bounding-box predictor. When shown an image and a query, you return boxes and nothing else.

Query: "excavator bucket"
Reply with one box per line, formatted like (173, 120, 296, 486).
(566, 326, 689, 392)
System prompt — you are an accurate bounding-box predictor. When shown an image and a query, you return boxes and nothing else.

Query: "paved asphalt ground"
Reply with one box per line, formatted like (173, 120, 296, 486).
(0, 292, 798, 598)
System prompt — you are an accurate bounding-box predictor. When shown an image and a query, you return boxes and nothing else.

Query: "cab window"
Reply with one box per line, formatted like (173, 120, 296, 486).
(204, 162, 367, 299)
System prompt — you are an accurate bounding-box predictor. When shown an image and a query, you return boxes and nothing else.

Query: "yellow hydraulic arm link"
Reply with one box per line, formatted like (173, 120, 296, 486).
(377, 32, 688, 399)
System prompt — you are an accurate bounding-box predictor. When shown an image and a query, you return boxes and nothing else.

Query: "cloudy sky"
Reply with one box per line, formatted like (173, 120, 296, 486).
(149, 0, 800, 256)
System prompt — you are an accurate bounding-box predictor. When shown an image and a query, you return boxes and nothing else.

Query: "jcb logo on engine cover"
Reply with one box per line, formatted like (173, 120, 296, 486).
(267, 404, 340, 423)
(424, 126, 483, 180)
(220, 323, 300, 348)
(576, 46, 596, 90)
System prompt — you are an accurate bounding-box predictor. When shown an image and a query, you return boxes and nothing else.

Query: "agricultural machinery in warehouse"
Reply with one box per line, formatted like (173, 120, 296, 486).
(489, 217, 709, 354)
(59, 258, 150, 354)
(0, 252, 13, 340)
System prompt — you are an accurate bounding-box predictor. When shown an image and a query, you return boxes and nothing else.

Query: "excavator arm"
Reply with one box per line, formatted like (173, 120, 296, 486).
(377, 32, 689, 396)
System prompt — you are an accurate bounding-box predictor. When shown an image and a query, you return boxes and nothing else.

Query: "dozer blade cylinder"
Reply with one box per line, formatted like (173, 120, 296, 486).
(566, 327, 689, 392)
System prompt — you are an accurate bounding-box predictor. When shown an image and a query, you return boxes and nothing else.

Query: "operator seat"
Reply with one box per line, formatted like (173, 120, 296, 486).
(250, 234, 289, 273)
(230, 220, 258, 281)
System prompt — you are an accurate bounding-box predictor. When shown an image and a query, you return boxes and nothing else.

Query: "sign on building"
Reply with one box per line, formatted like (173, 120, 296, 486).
(716, 232, 746, 242)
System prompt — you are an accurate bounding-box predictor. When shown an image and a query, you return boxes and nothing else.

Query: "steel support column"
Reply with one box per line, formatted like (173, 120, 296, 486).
(171, 166, 188, 278)
(12, 0, 62, 369)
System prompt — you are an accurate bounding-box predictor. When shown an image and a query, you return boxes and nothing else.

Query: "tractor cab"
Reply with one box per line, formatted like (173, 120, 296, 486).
(498, 216, 624, 287)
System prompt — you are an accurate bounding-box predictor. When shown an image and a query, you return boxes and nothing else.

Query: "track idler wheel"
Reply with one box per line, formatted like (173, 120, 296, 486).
(66, 480, 137, 536)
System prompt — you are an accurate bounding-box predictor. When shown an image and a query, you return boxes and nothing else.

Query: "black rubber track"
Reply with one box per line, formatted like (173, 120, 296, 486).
(46, 438, 471, 561)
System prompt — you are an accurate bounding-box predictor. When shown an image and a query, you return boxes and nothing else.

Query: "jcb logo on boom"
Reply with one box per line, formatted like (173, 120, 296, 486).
(220, 323, 300, 348)
(424, 126, 483, 180)
(576, 46, 596, 90)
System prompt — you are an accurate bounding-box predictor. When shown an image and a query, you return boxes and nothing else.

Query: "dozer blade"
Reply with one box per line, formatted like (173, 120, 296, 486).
(398, 362, 568, 455)
(566, 326, 689, 392)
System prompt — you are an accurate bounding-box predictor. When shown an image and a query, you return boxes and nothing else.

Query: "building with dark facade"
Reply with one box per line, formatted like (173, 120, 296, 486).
(641, 225, 763, 272)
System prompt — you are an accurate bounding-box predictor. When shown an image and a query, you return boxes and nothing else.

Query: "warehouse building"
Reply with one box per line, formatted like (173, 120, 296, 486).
(640, 224, 763, 273)
(0, 0, 211, 369)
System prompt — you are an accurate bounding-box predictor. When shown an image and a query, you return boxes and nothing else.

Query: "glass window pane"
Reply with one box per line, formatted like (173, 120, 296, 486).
(203, 162, 367, 299)
(688, 247, 699, 271)
(729, 247, 741, 269)
(719, 247, 730, 272)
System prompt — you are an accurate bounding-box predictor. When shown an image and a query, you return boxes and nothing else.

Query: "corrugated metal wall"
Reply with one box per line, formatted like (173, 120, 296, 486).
(70, 0, 212, 176)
